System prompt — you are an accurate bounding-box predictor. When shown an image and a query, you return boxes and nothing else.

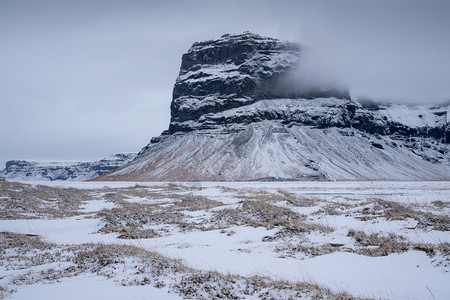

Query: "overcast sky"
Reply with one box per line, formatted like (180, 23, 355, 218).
(1, 0, 449, 168)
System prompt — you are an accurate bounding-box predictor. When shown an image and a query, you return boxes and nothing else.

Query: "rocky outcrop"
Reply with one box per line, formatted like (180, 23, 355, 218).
(0, 153, 137, 181)
(95, 33, 449, 181)
(169, 32, 350, 133)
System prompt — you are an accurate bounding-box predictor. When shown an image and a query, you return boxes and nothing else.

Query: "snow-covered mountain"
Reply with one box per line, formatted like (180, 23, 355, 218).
(0, 153, 137, 181)
(96, 32, 449, 181)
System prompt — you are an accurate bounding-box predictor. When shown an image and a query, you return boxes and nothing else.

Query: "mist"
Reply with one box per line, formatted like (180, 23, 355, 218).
(289, 0, 450, 104)
(1, 0, 449, 168)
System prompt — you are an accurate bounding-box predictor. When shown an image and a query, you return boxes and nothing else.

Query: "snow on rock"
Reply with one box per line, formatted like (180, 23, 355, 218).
(100, 121, 450, 181)
(375, 104, 448, 128)
(0, 153, 137, 181)
(95, 32, 449, 182)
(169, 32, 350, 131)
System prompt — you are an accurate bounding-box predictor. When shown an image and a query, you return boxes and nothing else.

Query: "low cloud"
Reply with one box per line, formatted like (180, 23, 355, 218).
(286, 0, 450, 104)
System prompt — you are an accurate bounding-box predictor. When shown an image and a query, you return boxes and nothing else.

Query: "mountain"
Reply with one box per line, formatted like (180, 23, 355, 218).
(0, 153, 137, 181)
(95, 32, 449, 181)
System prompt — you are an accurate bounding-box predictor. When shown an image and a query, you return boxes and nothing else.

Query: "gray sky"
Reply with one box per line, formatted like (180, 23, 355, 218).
(1, 0, 449, 168)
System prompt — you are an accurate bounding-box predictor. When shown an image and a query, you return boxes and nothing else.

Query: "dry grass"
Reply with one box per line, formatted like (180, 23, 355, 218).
(72, 243, 186, 279)
(274, 229, 450, 261)
(89, 185, 329, 238)
(1, 232, 372, 300)
(1, 231, 54, 252)
(95, 193, 224, 238)
(278, 190, 319, 207)
(1, 182, 448, 299)
(211, 200, 334, 236)
(175, 195, 224, 211)
(116, 227, 160, 239)
(358, 199, 450, 231)
(348, 229, 450, 259)
(275, 242, 342, 258)
(0, 232, 64, 281)
(96, 202, 185, 237)
(99, 183, 205, 204)
(174, 270, 370, 300)
(314, 200, 361, 216)
(347, 230, 410, 256)
(0, 181, 91, 219)
(432, 200, 450, 208)
(223, 188, 319, 208)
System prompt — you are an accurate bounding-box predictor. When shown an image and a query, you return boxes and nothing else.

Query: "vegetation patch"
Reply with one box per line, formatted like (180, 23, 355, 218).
(348, 229, 450, 261)
(96, 193, 224, 237)
(96, 202, 185, 237)
(0, 182, 91, 219)
(1, 232, 370, 300)
(1, 182, 448, 299)
(358, 199, 449, 231)
(211, 200, 334, 236)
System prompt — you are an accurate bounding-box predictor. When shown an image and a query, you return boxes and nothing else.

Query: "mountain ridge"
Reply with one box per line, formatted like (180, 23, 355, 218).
(0, 153, 137, 181)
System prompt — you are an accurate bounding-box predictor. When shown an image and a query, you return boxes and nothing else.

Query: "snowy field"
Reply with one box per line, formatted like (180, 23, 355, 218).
(0, 180, 449, 299)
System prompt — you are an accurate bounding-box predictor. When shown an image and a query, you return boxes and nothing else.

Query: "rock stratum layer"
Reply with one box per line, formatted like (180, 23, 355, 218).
(97, 32, 449, 181)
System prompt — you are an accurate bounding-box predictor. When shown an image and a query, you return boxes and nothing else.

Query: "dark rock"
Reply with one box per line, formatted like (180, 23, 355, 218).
(371, 142, 384, 149)
(169, 32, 350, 130)
(163, 32, 448, 144)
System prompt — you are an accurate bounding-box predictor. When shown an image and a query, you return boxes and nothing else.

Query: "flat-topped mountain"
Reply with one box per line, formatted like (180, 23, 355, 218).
(169, 32, 350, 134)
(96, 33, 449, 181)
(0, 153, 137, 181)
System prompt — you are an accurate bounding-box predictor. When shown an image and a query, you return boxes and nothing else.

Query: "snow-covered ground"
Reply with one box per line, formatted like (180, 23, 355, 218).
(1, 180, 449, 299)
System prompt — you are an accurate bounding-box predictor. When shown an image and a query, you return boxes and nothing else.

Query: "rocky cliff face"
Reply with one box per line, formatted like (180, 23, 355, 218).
(96, 33, 449, 181)
(168, 32, 350, 133)
(0, 153, 137, 181)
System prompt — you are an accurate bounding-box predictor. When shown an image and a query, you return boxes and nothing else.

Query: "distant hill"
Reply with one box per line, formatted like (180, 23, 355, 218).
(0, 153, 137, 181)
